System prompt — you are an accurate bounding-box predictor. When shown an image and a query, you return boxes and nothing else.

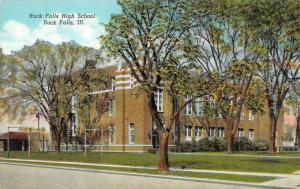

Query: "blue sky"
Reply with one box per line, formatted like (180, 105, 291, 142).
(0, 0, 121, 54)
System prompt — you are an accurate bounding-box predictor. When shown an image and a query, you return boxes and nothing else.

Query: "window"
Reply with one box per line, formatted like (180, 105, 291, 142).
(194, 126, 203, 141)
(111, 77, 115, 91)
(216, 127, 224, 138)
(208, 97, 216, 108)
(129, 74, 134, 89)
(240, 106, 244, 120)
(237, 128, 244, 138)
(154, 89, 163, 112)
(71, 95, 76, 113)
(194, 98, 203, 116)
(184, 126, 192, 142)
(184, 95, 192, 115)
(249, 111, 254, 120)
(208, 127, 215, 139)
(108, 126, 114, 144)
(128, 123, 135, 144)
(108, 99, 113, 116)
(248, 129, 254, 141)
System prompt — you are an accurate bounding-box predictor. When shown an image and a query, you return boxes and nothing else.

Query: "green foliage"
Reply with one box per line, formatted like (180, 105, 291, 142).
(170, 137, 268, 152)
(4, 40, 104, 150)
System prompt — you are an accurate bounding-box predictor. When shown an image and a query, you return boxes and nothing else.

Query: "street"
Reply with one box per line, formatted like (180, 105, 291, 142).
(0, 162, 293, 189)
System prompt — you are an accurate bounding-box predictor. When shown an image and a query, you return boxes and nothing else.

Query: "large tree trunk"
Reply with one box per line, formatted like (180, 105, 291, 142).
(225, 119, 237, 154)
(55, 134, 61, 152)
(268, 116, 276, 154)
(227, 132, 234, 154)
(158, 132, 169, 173)
(147, 91, 170, 173)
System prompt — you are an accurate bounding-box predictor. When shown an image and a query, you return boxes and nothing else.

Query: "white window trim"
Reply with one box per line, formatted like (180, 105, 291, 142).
(249, 110, 254, 120)
(184, 95, 192, 115)
(248, 129, 254, 141)
(194, 126, 203, 141)
(195, 98, 203, 116)
(184, 126, 192, 142)
(108, 126, 114, 144)
(111, 77, 116, 91)
(108, 99, 113, 116)
(154, 89, 163, 112)
(128, 123, 135, 144)
(237, 129, 244, 138)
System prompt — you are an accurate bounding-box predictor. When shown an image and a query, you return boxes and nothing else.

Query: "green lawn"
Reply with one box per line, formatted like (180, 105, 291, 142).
(1, 151, 300, 174)
(0, 159, 274, 183)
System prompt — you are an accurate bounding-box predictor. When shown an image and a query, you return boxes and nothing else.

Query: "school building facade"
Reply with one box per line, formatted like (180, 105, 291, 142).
(76, 64, 284, 152)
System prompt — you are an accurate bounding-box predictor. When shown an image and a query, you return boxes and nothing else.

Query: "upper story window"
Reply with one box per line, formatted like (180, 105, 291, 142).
(248, 129, 254, 141)
(154, 89, 163, 112)
(111, 77, 116, 91)
(194, 97, 203, 116)
(128, 123, 135, 144)
(240, 105, 244, 120)
(208, 97, 216, 108)
(108, 99, 113, 116)
(184, 95, 192, 115)
(249, 110, 254, 120)
(129, 74, 134, 89)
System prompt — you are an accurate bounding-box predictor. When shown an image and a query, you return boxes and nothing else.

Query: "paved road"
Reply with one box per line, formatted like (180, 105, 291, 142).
(0, 163, 294, 189)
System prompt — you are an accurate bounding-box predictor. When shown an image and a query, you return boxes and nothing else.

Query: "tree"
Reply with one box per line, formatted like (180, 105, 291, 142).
(186, 0, 262, 153)
(8, 40, 102, 152)
(0, 49, 20, 122)
(242, 0, 300, 154)
(101, 0, 205, 172)
(75, 61, 110, 145)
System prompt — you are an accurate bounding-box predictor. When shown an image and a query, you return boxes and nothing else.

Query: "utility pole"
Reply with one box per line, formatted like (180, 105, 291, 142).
(36, 113, 40, 150)
(28, 128, 31, 158)
(84, 129, 87, 156)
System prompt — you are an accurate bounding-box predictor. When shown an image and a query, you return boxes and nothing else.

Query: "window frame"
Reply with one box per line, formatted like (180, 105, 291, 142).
(184, 95, 192, 115)
(111, 77, 116, 91)
(249, 110, 254, 120)
(154, 89, 163, 112)
(194, 97, 203, 116)
(108, 125, 114, 144)
(108, 99, 113, 116)
(194, 126, 203, 141)
(248, 129, 254, 141)
(184, 126, 192, 142)
(128, 123, 135, 144)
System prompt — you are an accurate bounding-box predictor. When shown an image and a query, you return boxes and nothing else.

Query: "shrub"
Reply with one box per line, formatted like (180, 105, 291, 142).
(170, 137, 269, 152)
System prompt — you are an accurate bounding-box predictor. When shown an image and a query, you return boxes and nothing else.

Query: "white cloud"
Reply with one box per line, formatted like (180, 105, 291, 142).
(0, 16, 104, 54)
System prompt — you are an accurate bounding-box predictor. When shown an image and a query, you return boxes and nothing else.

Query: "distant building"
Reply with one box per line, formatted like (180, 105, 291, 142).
(283, 111, 297, 146)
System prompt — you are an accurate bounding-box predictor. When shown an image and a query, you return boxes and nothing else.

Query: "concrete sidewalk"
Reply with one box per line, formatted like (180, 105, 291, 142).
(263, 171, 300, 188)
(0, 157, 291, 178)
(1, 162, 296, 189)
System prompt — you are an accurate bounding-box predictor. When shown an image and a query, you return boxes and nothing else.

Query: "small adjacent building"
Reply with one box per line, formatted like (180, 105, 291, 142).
(0, 132, 50, 152)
